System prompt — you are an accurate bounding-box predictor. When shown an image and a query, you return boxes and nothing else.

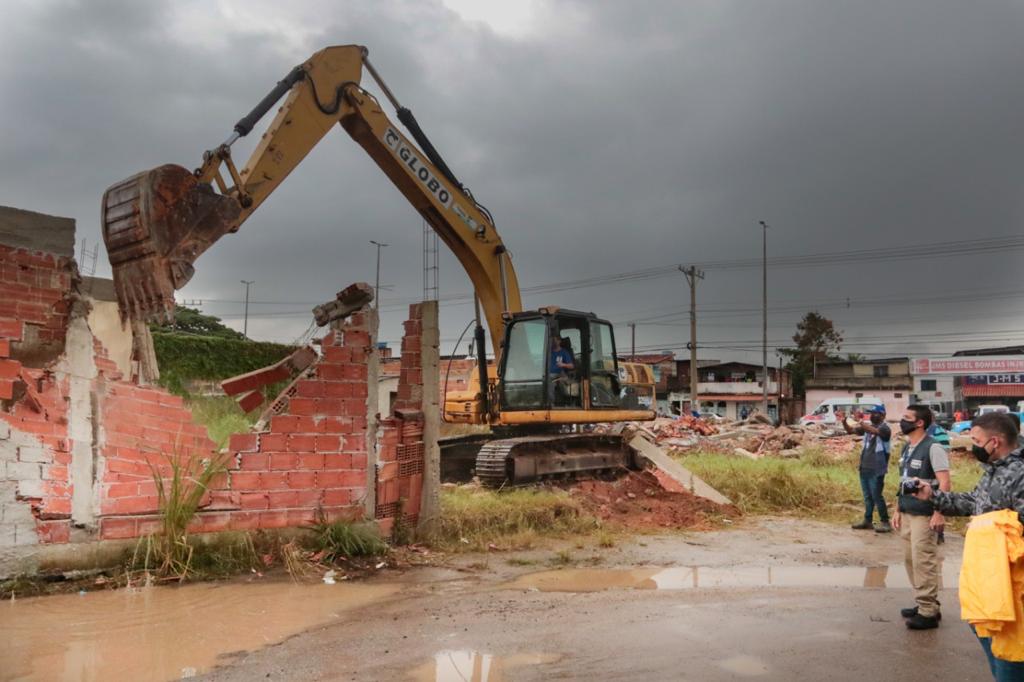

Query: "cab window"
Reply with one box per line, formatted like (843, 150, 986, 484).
(501, 318, 547, 409)
(588, 321, 620, 408)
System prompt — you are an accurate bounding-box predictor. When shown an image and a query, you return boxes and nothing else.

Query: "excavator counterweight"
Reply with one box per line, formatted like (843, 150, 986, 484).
(102, 164, 240, 322)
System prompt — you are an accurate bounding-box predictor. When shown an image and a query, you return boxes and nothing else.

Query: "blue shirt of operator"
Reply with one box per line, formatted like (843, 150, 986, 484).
(550, 349, 572, 374)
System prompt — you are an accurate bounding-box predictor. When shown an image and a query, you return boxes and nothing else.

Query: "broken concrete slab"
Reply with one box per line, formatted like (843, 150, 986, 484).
(313, 282, 374, 327)
(628, 435, 732, 506)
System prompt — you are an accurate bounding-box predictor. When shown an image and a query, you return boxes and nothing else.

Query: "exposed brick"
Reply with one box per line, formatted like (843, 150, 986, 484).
(269, 453, 298, 470)
(100, 517, 138, 540)
(287, 471, 316, 489)
(271, 415, 316, 433)
(36, 519, 70, 544)
(297, 453, 325, 470)
(0, 338, 9, 358)
(0, 359, 21, 379)
(0, 379, 13, 400)
(288, 397, 317, 416)
(315, 435, 341, 452)
(323, 488, 353, 506)
(259, 433, 287, 451)
(239, 492, 270, 510)
(267, 490, 299, 508)
(230, 471, 262, 490)
(229, 433, 259, 453)
(287, 434, 317, 452)
(259, 511, 289, 529)
(260, 472, 289, 489)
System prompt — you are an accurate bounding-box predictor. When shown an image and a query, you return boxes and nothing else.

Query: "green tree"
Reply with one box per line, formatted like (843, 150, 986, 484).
(780, 312, 843, 396)
(155, 306, 244, 339)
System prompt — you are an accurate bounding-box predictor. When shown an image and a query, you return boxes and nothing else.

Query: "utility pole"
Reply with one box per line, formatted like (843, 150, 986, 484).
(370, 240, 388, 311)
(679, 265, 704, 415)
(759, 221, 769, 415)
(240, 280, 254, 338)
(629, 323, 636, 359)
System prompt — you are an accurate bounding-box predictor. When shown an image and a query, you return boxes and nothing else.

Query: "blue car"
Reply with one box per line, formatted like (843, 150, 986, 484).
(951, 420, 973, 434)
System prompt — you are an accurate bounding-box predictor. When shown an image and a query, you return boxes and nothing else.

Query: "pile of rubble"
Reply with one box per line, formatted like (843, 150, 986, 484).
(601, 415, 861, 459)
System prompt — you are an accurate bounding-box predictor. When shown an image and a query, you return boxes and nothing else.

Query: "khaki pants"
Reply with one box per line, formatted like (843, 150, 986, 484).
(900, 513, 940, 617)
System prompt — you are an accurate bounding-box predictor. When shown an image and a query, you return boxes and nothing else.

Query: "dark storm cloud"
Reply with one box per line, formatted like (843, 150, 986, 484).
(1, 0, 1022, 358)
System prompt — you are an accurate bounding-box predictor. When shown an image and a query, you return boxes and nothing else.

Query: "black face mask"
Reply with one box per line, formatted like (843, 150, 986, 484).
(972, 441, 993, 464)
(899, 419, 918, 435)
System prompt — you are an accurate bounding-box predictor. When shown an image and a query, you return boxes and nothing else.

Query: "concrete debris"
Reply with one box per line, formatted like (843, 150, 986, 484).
(312, 282, 374, 327)
(606, 415, 861, 460)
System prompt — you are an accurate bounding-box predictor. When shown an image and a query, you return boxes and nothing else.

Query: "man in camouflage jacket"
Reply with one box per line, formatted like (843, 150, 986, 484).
(913, 412, 1024, 680)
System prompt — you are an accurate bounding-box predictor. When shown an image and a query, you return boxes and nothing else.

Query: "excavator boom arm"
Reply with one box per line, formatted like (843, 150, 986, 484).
(102, 44, 521, 352)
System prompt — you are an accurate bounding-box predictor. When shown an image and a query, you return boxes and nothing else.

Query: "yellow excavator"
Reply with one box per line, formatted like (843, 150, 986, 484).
(101, 45, 656, 486)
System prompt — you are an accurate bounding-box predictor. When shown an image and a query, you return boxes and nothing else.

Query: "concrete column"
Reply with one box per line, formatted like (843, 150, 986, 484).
(57, 313, 99, 531)
(418, 301, 440, 536)
(363, 307, 379, 519)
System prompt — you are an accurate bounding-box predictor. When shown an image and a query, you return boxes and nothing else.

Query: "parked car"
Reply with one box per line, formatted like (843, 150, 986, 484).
(917, 401, 953, 429)
(799, 396, 885, 426)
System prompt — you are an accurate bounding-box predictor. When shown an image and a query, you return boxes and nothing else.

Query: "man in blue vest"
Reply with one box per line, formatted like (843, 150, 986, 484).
(892, 404, 951, 630)
(841, 405, 893, 532)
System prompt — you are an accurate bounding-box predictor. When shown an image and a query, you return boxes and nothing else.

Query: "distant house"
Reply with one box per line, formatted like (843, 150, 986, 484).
(667, 361, 794, 422)
(805, 357, 911, 418)
(950, 345, 1024, 409)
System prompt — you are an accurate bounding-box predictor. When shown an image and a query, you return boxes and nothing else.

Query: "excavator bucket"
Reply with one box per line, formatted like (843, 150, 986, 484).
(101, 164, 241, 322)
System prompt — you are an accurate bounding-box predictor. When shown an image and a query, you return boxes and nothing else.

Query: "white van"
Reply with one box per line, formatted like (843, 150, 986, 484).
(977, 404, 1010, 416)
(800, 396, 885, 426)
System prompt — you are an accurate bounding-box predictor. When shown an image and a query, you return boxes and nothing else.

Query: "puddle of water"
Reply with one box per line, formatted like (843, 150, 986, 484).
(408, 650, 561, 681)
(0, 580, 399, 681)
(719, 655, 771, 677)
(506, 564, 959, 593)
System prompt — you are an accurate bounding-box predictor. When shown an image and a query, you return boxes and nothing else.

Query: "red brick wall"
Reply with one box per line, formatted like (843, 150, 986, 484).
(376, 304, 426, 533)
(97, 311, 376, 539)
(1, 235, 385, 545)
(0, 244, 78, 545)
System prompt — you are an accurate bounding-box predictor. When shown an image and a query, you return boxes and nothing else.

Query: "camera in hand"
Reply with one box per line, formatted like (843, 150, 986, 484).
(900, 479, 921, 495)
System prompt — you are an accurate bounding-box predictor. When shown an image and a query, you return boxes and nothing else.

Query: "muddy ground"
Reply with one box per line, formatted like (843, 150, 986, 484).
(189, 517, 989, 682)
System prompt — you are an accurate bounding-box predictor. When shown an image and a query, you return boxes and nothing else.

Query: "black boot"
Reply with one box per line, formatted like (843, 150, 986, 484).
(906, 613, 940, 630)
(901, 606, 941, 621)
(851, 520, 873, 530)
(874, 521, 892, 533)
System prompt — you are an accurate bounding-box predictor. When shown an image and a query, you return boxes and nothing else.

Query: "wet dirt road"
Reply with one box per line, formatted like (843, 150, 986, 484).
(1, 518, 992, 681)
(200, 518, 989, 681)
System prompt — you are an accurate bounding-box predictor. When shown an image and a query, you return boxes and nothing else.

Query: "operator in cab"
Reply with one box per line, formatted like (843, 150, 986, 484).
(548, 335, 575, 404)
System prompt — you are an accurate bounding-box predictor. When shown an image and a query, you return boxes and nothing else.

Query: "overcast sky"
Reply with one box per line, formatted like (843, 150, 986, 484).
(2, 0, 1023, 363)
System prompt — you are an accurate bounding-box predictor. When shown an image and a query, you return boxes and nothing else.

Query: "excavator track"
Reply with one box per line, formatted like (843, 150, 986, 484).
(473, 433, 637, 488)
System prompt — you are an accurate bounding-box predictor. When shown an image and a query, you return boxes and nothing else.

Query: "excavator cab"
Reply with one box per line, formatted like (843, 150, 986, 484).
(499, 309, 622, 413)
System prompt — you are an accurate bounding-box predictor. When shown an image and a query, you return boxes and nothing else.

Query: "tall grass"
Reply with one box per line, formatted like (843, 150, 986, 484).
(142, 452, 228, 580)
(432, 487, 599, 551)
(678, 447, 986, 523)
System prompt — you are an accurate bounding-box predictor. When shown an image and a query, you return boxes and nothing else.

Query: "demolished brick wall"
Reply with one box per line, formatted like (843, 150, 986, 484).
(0, 207, 429, 556)
(375, 304, 427, 534)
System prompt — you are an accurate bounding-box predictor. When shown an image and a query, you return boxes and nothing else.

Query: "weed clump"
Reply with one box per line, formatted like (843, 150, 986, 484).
(432, 487, 599, 552)
(306, 514, 388, 561)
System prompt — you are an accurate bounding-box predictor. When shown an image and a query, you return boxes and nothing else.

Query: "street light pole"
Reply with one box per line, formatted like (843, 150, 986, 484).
(370, 240, 388, 311)
(240, 280, 254, 338)
(759, 221, 769, 416)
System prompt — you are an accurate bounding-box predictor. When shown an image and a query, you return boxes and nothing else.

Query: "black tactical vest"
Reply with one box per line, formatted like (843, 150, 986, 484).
(898, 435, 939, 516)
